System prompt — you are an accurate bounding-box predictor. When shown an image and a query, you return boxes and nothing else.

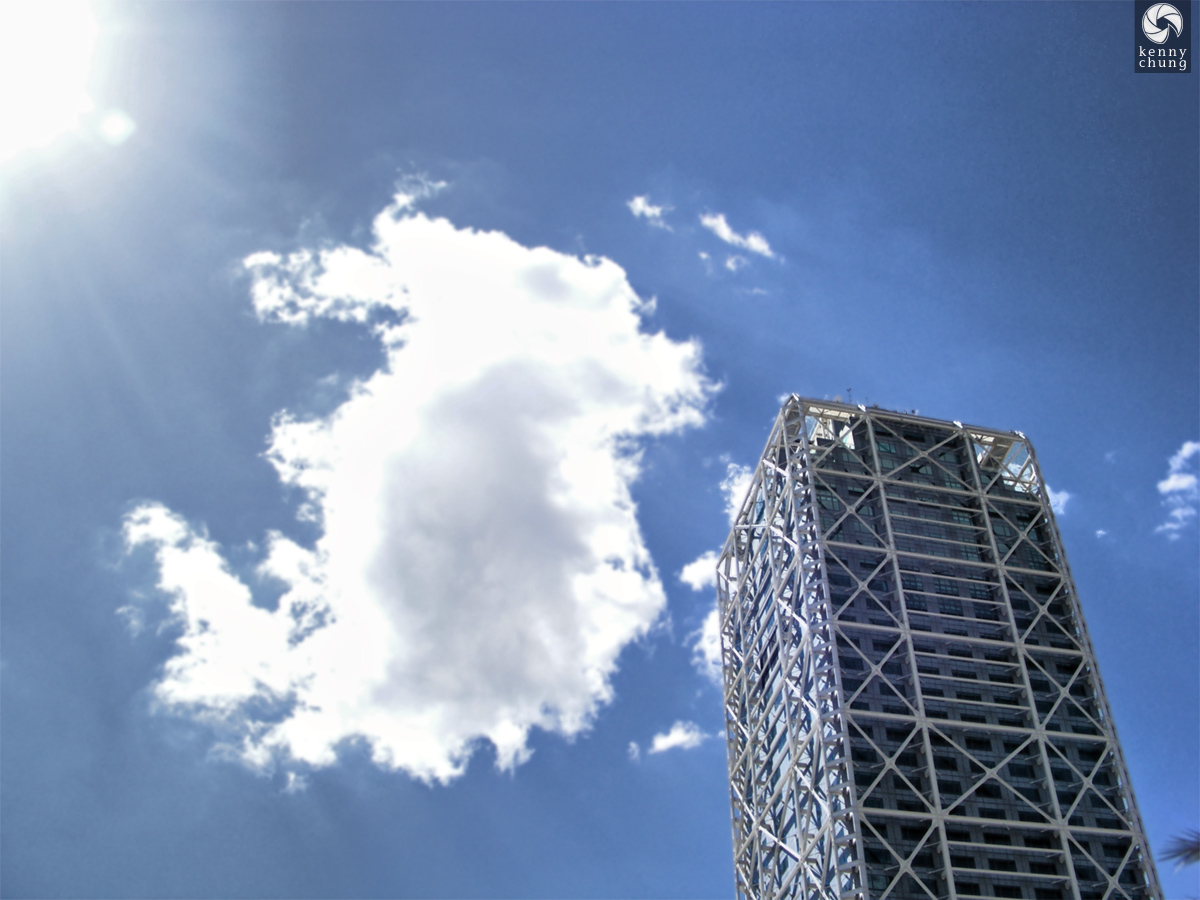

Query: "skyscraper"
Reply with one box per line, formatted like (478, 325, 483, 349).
(716, 398, 1161, 900)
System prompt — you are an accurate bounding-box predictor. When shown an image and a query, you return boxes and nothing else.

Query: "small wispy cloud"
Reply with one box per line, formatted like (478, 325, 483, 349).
(690, 606, 722, 685)
(679, 550, 718, 592)
(1155, 440, 1200, 539)
(699, 213, 774, 258)
(627, 741, 641, 763)
(627, 195, 671, 229)
(676, 461, 751, 593)
(648, 721, 707, 754)
(1046, 485, 1071, 515)
(115, 603, 145, 636)
(721, 461, 754, 524)
(1095, 530, 1108, 538)
(677, 460, 753, 685)
(724, 255, 747, 272)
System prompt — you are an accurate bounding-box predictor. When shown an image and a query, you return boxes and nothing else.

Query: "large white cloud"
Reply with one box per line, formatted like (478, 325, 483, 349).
(123, 189, 715, 783)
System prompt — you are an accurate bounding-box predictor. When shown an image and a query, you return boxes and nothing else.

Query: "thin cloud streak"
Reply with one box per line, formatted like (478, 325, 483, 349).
(1156, 440, 1200, 539)
(699, 212, 774, 258)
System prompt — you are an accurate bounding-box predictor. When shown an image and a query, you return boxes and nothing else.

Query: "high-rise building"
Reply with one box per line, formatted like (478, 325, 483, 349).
(716, 398, 1161, 900)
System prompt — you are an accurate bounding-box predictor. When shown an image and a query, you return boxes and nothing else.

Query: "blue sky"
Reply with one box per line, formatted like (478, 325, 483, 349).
(1, 3, 1197, 898)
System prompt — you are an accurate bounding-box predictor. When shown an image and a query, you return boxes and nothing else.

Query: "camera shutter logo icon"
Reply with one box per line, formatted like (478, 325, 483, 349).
(1141, 3, 1184, 44)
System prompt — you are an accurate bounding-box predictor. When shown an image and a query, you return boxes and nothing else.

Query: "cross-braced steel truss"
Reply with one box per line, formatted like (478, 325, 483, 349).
(717, 398, 1162, 900)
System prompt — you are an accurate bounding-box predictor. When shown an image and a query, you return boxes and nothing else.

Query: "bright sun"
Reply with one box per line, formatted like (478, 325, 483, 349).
(0, 0, 100, 162)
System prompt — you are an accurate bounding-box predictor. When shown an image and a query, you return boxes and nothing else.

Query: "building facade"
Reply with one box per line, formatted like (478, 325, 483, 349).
(716, 398, 1161, 900)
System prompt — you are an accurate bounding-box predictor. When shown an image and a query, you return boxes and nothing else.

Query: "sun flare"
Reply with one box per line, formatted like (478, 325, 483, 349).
(0, 0, 99, 162)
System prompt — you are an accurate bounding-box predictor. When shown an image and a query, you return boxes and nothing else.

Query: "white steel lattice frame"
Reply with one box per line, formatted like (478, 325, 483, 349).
(717, 398, 1162, 900)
